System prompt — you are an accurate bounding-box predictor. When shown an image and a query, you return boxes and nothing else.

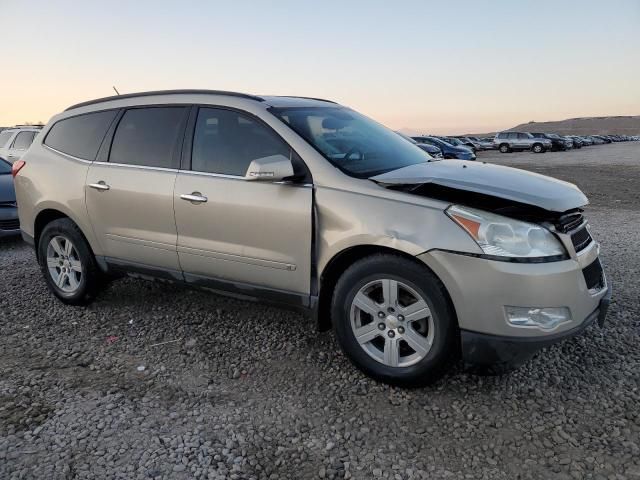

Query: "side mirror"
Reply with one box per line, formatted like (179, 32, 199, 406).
(245, 154, 294, 182)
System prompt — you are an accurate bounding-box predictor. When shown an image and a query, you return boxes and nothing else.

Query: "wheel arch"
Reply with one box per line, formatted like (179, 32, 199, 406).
(33, 207, 96, 261)
(315, 244, 457, 332)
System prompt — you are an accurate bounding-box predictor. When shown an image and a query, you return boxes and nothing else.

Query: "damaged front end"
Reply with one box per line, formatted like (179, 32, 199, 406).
(370, 160, 593, 255)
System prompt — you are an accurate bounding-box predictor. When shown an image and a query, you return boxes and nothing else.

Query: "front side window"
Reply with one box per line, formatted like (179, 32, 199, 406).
(0, 131, 14, 148)
(45, 110, 118, 160)
(270, 106, 430, 178)
(191, 108, 292, 176)
(110, 107, 188, 168)
(11, 131, 36, 150)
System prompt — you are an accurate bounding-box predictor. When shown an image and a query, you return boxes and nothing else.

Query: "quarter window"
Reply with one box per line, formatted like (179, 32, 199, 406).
(109, 107, 188, 169)
(45, 110, 118, 160)
(191, 108, 291, 176)
(12, 131, 37, 150)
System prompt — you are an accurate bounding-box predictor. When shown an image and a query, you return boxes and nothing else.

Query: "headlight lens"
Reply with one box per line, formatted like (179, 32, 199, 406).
(446, 205, 566, 258)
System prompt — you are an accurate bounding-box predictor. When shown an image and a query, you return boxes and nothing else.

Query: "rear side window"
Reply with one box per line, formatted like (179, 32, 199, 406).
(191, 108, 291, 176)
(0, 131, 14, 148)
(12, 131, 36, 150)
(45, 110, 118, 160)
(109, 107, 187, 169)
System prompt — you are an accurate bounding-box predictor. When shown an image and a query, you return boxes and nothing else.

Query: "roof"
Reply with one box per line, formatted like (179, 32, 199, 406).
(64, 90, 337, 112)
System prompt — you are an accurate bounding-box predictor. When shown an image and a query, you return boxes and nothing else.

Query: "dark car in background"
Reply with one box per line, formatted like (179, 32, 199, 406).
(451, 136, 480, 152)
(531, 133, 573, 151)
(567, 136, 583, 149)
(0, 158, 20, 237)
(411, 135, 476, 160)
(396, 132, 444, 159)
(441, 136, 477, 153)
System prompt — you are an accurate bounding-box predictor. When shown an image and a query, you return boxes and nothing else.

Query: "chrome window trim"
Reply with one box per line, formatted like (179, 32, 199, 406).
(92, 161, 179, 173)
(43, 144, 92, 164)
(176, 168, 312, 187)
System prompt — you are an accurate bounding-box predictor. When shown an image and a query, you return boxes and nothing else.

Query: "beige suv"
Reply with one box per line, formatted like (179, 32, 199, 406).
(14, 90, 611, 386)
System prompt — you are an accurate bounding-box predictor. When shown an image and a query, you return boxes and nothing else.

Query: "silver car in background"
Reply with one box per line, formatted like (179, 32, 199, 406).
(494, 131, 552, 153)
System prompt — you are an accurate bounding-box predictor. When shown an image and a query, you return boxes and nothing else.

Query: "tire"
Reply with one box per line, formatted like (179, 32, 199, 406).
(38, 218, 102, 305)
(331, 254, 457, 387)
(499, 144, 510, 153)
(532, 143, 543, 154)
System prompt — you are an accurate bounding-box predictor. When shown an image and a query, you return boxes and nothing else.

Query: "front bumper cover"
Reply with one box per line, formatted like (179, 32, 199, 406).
(460, 283, 612, 371)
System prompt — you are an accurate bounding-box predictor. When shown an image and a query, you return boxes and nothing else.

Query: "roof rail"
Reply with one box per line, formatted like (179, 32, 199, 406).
(275, 96, 337, 104)
(12, 124, 44, 129)
(65, 89, 265, 111)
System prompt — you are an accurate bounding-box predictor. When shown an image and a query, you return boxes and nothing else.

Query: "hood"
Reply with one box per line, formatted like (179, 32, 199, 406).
(370, 160, 588, 212)
(0, 174, 16, 203)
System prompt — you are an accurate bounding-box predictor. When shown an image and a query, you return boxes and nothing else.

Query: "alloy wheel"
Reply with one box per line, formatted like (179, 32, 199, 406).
(46, 236, 83, 293)
(350, 279, 434, 367)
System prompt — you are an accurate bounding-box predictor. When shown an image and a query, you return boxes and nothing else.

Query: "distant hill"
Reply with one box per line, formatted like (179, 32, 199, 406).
(466, 115, 640, 137)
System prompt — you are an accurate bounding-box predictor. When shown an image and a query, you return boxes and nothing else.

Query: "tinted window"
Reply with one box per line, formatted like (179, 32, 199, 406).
(0, 131, 14, 148)
(110, 107, 187, 168)
(45, 110, 118, 160)
(12, 131, 36, 150)
(192, 108, 291, 176)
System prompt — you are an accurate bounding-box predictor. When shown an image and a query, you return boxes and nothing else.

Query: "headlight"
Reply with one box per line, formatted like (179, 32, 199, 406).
(446, 205, 566, 259)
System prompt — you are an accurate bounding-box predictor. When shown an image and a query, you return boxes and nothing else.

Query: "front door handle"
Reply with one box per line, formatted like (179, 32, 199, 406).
(88, 181, 110, 191)
(180, 192, 208, 204)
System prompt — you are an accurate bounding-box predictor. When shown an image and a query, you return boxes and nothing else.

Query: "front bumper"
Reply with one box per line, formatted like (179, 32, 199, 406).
(0, 205, 20, 237)
(460, 284, 611, 370)
(417, 244, 610, 368)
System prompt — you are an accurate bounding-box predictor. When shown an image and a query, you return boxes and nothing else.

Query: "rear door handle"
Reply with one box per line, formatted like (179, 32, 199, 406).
(180, 192, 208, 204)
(88, 181, 110, 191)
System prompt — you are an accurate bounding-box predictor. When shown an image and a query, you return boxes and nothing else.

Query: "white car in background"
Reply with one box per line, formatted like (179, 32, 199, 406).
(0, 126, 42, 164)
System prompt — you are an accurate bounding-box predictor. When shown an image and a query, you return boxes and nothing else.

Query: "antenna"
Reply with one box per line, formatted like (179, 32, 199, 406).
(112, 86, 120, 95)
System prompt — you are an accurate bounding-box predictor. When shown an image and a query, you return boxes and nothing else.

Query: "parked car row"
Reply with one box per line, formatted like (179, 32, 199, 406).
(492, 131, 636, 154)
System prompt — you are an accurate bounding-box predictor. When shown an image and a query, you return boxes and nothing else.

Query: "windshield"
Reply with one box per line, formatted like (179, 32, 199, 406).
(269, 106, 431, 178)
(0, 131, 14, 149)
(442, 137, 463, 146)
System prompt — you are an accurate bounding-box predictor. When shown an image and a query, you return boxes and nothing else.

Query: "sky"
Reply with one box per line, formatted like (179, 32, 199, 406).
(1, 0, 639, 134)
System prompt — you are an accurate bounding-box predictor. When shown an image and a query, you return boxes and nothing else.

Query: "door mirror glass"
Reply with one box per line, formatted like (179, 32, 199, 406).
(244, 154, 294, 181)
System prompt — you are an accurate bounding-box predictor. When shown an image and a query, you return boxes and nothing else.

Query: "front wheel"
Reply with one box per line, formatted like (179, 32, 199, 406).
(499, 144, 510, 153)
(331, 254, 457, 387)
(38, 218, 102, 305)
(532, 143, 544, 153)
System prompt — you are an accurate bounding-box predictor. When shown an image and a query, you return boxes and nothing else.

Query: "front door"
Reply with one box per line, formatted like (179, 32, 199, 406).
(174, 107, 313, 296)
(86, 106, 189, 272)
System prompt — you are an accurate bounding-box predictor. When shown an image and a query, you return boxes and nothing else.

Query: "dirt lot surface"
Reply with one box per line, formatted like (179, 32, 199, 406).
(1, 143, 639, 480)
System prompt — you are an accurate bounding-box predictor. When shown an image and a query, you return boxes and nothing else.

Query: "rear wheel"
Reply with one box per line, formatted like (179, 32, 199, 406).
(38, 218, 102, 305)
(331, 254, 457, 387)
(499, 143, 510, 153)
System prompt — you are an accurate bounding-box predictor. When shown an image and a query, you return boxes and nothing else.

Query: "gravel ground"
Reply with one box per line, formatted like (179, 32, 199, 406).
(1, 142, 639, 480)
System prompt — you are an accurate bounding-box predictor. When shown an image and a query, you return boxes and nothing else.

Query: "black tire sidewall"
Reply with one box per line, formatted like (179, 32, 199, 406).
(38, 219, 97, 304)
(332, 255, 456, 386)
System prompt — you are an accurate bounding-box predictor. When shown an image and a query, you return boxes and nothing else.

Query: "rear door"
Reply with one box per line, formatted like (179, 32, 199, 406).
(85, 106, 189, 273)
(173, 106, 313, 296)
